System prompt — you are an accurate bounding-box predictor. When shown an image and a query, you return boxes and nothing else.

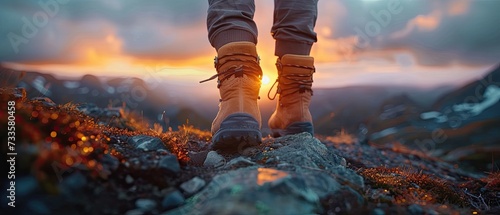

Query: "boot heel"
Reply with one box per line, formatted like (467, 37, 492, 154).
(212, 113, 262, 150)
(271, 122, 314, 138)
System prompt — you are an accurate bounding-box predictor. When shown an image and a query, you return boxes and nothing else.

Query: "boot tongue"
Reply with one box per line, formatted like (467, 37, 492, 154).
(199, 41, 262, 91)
(279, 54, 314, 85)
(199, 42, 261, 85)
(280, 54, 314, 75)
(218, 42, 258, 57)
(216, 42, 260, 76)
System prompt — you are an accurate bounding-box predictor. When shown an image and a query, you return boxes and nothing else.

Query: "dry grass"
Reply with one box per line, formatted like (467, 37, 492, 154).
(0, 91, 211, 191)
(360, 167, 466, 207)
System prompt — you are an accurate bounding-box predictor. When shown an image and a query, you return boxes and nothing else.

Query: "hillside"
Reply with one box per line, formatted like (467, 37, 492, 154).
(1, 87, 499, 214)
(0, 66, 453, 136)
(365, 65, 500, 173)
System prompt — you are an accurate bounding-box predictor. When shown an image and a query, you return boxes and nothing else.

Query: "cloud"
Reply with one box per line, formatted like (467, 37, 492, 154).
(0, 0, 498, 69)
(447, 0, 472, 16)
(318, 0, 500, 67)
(391, 11, 442, 39)
(388, 0, 500, 66)
(313, 35, 359, 63)
(0, 0, 209, 64)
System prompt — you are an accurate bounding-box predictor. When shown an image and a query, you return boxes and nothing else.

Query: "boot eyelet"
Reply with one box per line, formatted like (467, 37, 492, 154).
(213, 56, 219, 68)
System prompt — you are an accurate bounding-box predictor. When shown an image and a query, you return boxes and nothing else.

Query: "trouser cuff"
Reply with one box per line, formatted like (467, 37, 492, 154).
(275, 40, 313, 57)
(212, 29, 257, 51)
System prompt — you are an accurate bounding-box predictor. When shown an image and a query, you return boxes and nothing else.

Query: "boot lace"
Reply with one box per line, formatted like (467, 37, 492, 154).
(199, 53, 262, 88)
(268, 61, 315, 100)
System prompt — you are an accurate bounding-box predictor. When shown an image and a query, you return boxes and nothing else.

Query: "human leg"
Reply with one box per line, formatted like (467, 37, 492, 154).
(207, 0, 258, 50)
(205, 0, 263, 149)
(268, 0, 318, 137)
(271, 0, 318, 57)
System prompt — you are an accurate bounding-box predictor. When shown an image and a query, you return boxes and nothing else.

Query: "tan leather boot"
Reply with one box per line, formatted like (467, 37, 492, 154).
(268, 54, 315, 137)
(200, 42, 263, 149)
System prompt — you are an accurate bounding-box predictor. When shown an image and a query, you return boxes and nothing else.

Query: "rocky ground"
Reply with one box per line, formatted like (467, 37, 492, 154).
(1, 87, 499, 215)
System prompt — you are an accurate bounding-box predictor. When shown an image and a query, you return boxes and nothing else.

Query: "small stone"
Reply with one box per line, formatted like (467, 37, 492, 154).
(158, 155, 181, 173)
(188, 150, 209, 166)
(157, 149, 169, 154)
(340, 158, 347, 167)
(125, 209, 144, 215)
(203, 151, 225, 168)
(265, 158, 276, 164)
(101, 154, 120, 171)
(76, 103, 101, 116)
(372, 208, 385, 215)
(60, 172, 87, 191)
(135, 199, 156, 212)
(270, 143, 284, 149)
(428, 210, 438, 215)
(32, 97, 56, 107)
(128, 135, 167, 151)
(118, 191, 128, 200)
(125, 175, 134, 184)
(224, 156, 256, 169)
(180, 177, 206, 195)
(104, 109, 121, 117)
(408, 204, 424, 215)
(162, 190, 185, 209)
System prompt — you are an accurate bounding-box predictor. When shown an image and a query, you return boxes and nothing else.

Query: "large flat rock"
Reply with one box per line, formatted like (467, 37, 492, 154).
(166, 133, 364, 215)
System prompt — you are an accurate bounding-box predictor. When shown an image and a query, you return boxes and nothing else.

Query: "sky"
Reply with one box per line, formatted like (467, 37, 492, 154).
(1, 0, 500, 90)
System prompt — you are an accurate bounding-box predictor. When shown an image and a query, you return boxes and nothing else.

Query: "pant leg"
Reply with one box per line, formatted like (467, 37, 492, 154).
(272, 0, 318, 57)
(207, 0, 258, 50)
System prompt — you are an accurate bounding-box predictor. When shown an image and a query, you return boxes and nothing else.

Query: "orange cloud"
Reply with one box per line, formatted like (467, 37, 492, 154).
(448, 0, 471, 16)
(413, 14, 441, 31)
(313, 35, 359, 63)
(43, 20, 126, 66)
(391, 11, 441, 39)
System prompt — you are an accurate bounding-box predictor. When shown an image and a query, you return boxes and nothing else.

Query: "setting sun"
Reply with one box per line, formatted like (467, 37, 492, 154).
(262, 75, 271, 85)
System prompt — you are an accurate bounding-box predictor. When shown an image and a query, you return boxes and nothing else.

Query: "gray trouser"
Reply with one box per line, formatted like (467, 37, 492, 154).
(207, 0, 318, 57)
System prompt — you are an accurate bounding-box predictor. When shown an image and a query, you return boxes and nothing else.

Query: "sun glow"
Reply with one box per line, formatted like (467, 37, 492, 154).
(262, 75, 271, 85)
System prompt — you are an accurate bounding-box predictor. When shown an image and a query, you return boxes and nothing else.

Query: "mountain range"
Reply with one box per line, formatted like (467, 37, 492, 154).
(365, 64, 500, 172)
(2, 63, 499, 172)
(0, 65, 455, 135)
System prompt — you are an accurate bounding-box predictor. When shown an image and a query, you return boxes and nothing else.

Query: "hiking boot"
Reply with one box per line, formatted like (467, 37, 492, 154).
(268, 54, 315, 137)
(200, 42, 263, 149)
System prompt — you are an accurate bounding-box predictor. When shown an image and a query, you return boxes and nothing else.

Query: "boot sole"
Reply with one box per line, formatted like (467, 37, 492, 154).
(212, 113, 262, 150)
(271, 122, 314, 138)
